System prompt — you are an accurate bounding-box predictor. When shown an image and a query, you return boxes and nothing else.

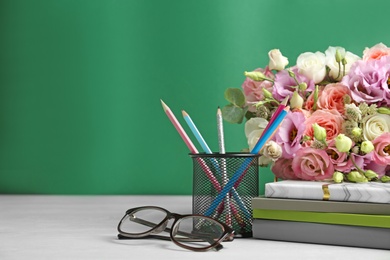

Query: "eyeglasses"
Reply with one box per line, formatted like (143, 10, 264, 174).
(117, 206, 234, 252)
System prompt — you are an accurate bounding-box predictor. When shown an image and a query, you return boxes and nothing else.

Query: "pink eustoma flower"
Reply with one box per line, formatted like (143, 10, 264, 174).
(372, 132, 390, 166)
(342, 56, 390, 106)
(273, 111, 306, 159)
(272, 66, 315, 102)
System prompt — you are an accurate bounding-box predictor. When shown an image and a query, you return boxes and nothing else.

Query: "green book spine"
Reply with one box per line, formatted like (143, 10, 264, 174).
(252, 209, 390, 228)
(251, 196, 390, 214)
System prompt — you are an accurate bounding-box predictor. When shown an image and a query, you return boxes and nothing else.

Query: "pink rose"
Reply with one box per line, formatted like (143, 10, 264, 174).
(372, 133, 390, 165)
(303, 109, 344, 142)
(271, 157, 299, 180)
(317, 83, 351, 114)
(292, 147, 334, 180)
(362, 43, 390, 61)
(242, 67, 274, 112)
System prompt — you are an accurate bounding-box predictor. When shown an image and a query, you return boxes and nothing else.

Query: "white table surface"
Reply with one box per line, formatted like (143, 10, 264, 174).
(0, 195, 389, 260)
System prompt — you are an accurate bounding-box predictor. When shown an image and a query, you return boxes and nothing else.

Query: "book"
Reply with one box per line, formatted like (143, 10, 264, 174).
(252, 196, 390, 214)
(252, 208, 390, 228)
(252, 219, 390, 250)
(265, 180, 390, 204)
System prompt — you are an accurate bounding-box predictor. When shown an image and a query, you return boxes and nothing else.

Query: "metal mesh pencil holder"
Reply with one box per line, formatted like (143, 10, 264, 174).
(189, 153, 259, 237)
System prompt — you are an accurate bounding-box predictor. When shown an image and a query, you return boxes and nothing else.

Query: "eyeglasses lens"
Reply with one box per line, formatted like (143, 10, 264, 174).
(121, 208, 167, 234)
(172, 216, 224, 249)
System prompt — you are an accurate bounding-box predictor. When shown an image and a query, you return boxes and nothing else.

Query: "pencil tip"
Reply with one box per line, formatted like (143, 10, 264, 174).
(160, 99, 168, 110)
(182, 110, 188, 116)
(282, 96, 289, 105)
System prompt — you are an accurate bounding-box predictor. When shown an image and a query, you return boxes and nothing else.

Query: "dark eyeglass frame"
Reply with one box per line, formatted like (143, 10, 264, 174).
(117, 206, 234, 252)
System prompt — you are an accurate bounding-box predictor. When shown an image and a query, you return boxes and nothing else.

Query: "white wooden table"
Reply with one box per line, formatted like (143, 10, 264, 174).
(1, 195, 389, 259)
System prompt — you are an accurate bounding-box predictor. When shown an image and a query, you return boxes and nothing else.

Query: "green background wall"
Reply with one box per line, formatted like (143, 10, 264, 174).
(1, 0, 389, 194)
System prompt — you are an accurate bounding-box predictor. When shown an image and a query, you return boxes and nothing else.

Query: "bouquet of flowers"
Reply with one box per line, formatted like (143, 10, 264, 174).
(221, 43, 390, 183)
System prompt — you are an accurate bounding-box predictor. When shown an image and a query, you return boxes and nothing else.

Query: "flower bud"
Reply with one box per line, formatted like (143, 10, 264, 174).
(343, 95, 351, 105)
(347, 171, 368, 183)
(335, 49, 342, 63)
(287, 70, 295, 78)
(244, 71, 267, 81)
(298, 82, 307, 91)
(268, 49, 289, 71)
(290, 91, 304, 110)
(377, 107, 390, 114)
(351, 127, 362, 138)
(313, 123, 327, 142)
(262, 88, 273, 99)
(335, 134, 353, 153)
(380, 175, 390, 183)
(364, 170, 378, 181)
(333, 171, 344, 183)
(360, 140, 374, 154)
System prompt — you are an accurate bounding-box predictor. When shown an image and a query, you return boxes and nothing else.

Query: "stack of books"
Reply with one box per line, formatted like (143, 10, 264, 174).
(251, 180, 390, 250)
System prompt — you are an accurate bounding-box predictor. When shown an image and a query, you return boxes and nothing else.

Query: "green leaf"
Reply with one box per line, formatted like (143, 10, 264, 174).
(221, 104, 246, 124)
(224, 88, 245, 107)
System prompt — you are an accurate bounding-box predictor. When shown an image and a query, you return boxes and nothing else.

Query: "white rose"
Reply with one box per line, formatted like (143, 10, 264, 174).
(247, 130, 263, 152)
(268, 49, 289, 71)
(296, 51, 326, 84)
(325, 46, 360, 80)
(262, 140, 282, 161)
(245, 117, 268, 138)
(363, 114, 390, 141)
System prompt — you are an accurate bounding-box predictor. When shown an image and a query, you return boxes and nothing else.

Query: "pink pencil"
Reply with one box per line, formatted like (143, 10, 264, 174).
(161, 100, 199, 154)
(258, 96, 289, 141)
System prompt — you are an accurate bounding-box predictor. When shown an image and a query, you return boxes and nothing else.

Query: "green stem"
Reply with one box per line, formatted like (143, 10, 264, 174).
(349, 155, 365, 175)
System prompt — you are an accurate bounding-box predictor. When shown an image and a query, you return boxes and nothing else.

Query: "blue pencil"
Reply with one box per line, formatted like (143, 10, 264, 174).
(204, 107, 289, 217)
(182, 111, 212, 153)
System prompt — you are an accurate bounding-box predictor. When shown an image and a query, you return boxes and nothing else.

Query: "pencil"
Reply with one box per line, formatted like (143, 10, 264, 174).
(161, 100, 198, 154)
(258, 96, 289, 142)
(251, 106, 289, 154)
(216, 107, 225, 154)
(182, 110, 212, 153)
(216, 107, 231, 226)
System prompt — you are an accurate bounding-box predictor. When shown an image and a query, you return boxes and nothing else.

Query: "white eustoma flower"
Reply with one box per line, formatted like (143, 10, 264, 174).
(296, 51, 327, 84)
(268, 49, 289, 71)
(325, 46, 360, 80)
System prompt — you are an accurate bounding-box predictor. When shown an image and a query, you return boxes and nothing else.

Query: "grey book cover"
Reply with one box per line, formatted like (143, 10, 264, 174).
(252, 196, 390, 215)
(252, 219, 390, 250)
